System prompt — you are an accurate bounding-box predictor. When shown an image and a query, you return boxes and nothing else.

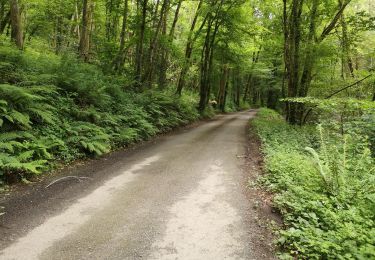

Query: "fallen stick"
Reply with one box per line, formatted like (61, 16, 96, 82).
(45, 176, 92, 189)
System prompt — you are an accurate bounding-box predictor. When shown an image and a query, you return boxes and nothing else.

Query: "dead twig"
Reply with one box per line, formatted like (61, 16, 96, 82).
(45, 176, 92, 189)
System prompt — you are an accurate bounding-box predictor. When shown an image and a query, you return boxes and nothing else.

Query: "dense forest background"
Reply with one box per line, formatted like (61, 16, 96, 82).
(0, 0, 374, 258)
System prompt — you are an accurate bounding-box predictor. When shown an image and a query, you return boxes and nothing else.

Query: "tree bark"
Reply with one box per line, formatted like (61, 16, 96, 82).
(9, 0, 23, 49)
(79, 0, 91, 61)
(217, 64, 229, 111)
(339, 0, 354, 78)
(286, 0, 304, 124)
(169, 0, 182, 39)
(135, 0, 148, 87)
(0, 10, 10, 35)
(113, 0, 129, 71)
(297, 0, 319, 122)
(198, 1, 223, 111)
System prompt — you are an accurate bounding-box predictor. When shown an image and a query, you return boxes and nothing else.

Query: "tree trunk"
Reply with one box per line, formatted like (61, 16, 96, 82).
(113, 0, 129, 71)
(176, 0, 204, 96)
(144, 0, 169, 86)
(235, 73, 240, 108)
(339, 1, 354, 78)
(158, 0, 182, 89)
(199, 17, 213, 112)
(282, 0, 288, 116)
(79, 0, 90, 61)
(297, 0, 318, 122)
(105, 0, 121, 41)
(9, 0, 23, 49)
(198, 0, 223, 112)
(217, 64, 229, 111)
(285, 0, 303, 124)
(135, 0, 148, 87)
(0, 10, 10, 35)
(70, 3, 81, 40)
(243, 50, 260, 102)
(169, 0, 182, 39)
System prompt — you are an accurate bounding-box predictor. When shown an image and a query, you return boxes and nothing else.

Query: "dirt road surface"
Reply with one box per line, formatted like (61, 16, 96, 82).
(0, 111, 276, 260)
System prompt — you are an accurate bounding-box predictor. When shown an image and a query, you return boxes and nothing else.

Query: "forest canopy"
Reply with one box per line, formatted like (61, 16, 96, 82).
(0, 0, 374, 111)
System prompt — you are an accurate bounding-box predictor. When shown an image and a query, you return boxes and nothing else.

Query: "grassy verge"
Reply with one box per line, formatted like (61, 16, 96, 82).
(0, 44, 203, 185)
(252, 108, 375, 259)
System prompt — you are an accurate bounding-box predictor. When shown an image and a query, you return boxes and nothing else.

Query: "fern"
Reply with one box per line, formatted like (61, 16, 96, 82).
(0, 152, 47, 174)
(305, 147, 331, 188)
(65, 121, 111, 156)
(4, 109, 32, 128)
(0, 131, 34, 141)
(0, 84, 57, 129)
(80, 140, 109, 156)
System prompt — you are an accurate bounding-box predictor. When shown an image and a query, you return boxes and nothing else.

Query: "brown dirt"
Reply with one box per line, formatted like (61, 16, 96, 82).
(241, 121, 282, 257)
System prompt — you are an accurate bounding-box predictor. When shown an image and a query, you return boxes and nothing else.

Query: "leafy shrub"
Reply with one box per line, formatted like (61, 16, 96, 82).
(253, 108, 375, 259)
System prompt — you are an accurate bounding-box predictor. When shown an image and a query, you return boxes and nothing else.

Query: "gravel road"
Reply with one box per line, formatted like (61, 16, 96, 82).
(0, 110, 275, 260)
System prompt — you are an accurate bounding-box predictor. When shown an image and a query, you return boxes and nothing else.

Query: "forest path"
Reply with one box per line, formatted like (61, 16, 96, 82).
(0, 110, 275, 260)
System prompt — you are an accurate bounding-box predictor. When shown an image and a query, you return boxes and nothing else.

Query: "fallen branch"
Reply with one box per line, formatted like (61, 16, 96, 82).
(303, 74, 373, 124)
(45, 176, 92, 189)
(325, 74, 372, 99)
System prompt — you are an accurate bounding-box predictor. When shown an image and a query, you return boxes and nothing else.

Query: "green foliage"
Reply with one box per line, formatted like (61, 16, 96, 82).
(0, 131, 57, 180)
(0, 45, 201, 183)
(253, 108, 375, 259)
(64, 121, 111, 156)
(283, 97, 375, 155)
(0, 84, 57, 129)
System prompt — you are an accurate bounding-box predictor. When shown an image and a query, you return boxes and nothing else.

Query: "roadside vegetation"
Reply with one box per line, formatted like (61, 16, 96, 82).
(0, 43, 201, 184)
(247, 0, 374, 258)
(253, 108, 374, 259)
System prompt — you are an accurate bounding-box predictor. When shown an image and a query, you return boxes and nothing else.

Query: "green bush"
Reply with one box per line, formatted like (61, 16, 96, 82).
(253, 108, 375, 259)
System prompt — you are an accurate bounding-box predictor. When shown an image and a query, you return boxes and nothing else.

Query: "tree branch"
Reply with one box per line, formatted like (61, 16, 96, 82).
(303, 74, 373, 123)
(318, 0, 351, 42)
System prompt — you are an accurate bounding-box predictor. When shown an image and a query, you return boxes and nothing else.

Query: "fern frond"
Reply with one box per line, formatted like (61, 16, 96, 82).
(27, 107, 55, 124)
(0, 131, 33, 141)
(17, 150, 35, 162)
(5, 109, 32, 128)
(305, 147, 330, 187)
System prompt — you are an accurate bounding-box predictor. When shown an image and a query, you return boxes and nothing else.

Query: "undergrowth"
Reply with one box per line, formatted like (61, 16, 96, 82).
(253, 108, 375, 259)
(0, 44, 201, 184)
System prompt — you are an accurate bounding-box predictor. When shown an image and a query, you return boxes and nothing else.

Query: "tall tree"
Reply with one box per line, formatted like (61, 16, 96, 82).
(284, 0, 352, 124)
(158, 0, 183, 89)
(144, 0, 170, 86)
(198, 0, 225, 111)
(176, 0, 204, 95)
